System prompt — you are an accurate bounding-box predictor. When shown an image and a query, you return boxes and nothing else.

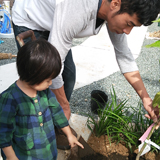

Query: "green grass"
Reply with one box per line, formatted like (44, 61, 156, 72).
(84, 86, 160, 153)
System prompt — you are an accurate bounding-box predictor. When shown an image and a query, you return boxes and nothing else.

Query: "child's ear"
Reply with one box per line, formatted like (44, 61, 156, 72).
(110, 0, 121, 11)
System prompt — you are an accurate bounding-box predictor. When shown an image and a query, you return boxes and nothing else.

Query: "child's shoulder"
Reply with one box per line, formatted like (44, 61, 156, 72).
(40, 88, 57, 100)
(1, 82, 17, 98)
(42, 88, 55, 96)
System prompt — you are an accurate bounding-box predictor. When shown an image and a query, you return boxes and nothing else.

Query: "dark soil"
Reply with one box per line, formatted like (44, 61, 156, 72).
(81, 152, 145, 160)
(81, 153, 108, 160)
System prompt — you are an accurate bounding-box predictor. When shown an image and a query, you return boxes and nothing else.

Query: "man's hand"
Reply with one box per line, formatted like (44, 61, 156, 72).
(51, 86, 71, 120)
(142, 97, 159, 122)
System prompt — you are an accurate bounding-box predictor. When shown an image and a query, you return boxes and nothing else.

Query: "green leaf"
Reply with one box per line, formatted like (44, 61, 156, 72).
(145, 40, 160, 48)
(152, 92, 160, 109)
(153, 18, 160, 23)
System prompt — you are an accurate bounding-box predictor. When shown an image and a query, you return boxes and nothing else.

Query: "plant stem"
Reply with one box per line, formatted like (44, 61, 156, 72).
(136, 117, 160, 160)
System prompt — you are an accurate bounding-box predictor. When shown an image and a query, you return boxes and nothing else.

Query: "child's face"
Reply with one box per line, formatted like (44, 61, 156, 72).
(32, 78, 52, 91)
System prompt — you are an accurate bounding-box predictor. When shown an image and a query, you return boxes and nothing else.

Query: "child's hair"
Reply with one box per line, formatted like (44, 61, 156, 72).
(16, 38, 62, 85)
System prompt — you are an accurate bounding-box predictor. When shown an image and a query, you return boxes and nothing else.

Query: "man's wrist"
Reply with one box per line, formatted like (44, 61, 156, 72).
(142, 97, 152, 107)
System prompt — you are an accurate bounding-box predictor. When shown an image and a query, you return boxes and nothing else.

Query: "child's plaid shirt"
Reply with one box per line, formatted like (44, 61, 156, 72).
(0, 82, 69, 160)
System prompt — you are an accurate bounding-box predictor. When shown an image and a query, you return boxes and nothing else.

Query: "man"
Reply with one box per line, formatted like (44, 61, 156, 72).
(12, 0, 160, 149)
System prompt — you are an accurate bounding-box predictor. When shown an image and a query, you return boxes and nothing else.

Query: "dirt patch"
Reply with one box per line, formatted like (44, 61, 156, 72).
(149, 30, 160, 38)
(87, 133, 160, 160)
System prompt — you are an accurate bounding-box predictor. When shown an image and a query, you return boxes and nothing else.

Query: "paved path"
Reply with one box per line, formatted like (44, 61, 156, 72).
(72, 25, 148, 89)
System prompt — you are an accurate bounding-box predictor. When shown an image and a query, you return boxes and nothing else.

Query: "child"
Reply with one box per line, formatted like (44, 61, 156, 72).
(0, 39, 84, 160)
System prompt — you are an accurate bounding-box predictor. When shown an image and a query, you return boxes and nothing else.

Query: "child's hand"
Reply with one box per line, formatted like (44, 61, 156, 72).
(61, 126, 84, 148)
(67, 135, 84, 149)
(6, 157, 19, 160)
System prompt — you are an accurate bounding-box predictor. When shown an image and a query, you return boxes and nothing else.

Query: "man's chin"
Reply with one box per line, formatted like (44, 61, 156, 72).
(110, 28, 119, 34)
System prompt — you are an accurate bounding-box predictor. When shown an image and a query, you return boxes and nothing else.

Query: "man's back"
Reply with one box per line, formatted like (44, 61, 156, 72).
(12, 0, 56, 31)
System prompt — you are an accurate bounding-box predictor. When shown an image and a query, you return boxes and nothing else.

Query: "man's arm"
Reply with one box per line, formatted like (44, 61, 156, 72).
(51, 86, 71, 120)
(2, 146, 19, 160)
(124, 71, 159, 122)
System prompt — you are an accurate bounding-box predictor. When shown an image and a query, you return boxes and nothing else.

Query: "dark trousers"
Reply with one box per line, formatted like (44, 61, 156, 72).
(13, 23, 76, 101)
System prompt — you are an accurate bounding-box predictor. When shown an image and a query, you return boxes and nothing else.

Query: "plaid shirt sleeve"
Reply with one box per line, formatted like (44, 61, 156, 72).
(0, 91, 17, 148)
(47, 89, 69, 129)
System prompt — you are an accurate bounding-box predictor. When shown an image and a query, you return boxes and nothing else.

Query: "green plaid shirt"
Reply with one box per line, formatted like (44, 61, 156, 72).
(0, 82, 69, 160)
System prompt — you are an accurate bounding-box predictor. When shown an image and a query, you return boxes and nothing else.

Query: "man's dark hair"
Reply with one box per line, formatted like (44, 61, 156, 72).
(108, 0, 160, 26)
(17, 38, 61, 85)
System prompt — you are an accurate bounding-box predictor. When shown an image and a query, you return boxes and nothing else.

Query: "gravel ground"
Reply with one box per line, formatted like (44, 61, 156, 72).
(0, 22, 160, 118)
(70, 22, 160, 117)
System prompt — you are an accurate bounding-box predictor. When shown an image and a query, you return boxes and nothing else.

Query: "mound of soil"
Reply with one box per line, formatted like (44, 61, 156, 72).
(87, 133, 160, 160)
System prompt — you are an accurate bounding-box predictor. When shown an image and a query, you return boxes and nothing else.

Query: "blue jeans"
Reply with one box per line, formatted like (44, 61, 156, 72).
(13, 23, 76, 101)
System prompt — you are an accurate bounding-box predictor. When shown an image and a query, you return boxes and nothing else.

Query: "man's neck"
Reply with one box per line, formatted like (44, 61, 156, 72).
(97, 0, 109, 20)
